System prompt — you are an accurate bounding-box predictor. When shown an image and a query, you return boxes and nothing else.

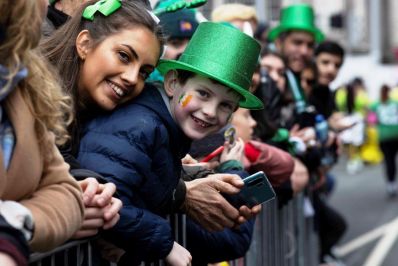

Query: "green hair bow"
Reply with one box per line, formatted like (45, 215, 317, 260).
(82, 0, 122, 21)
(154, 0, 207, 16)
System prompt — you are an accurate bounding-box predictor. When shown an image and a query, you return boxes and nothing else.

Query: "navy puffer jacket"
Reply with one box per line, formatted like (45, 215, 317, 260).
(77, 84, 191, 264)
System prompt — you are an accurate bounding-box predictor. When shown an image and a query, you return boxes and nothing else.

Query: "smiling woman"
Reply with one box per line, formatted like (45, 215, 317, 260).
(41, 0, 164, 155)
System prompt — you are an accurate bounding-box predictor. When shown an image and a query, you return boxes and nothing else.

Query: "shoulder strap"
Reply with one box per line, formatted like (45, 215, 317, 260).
(286, 69, 306, 113)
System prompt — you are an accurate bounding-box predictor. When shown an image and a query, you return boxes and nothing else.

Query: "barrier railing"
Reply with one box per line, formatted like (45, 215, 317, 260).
(29, 194, 318, 266)
(29, 239, 95, 266)
(243, 193, 318, 266)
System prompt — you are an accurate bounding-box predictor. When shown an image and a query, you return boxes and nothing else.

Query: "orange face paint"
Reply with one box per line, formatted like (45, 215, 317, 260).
(180, 94, 193, 108)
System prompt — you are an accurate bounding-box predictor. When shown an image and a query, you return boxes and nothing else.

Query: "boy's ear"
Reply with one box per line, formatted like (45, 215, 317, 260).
(76, 30, 92, 60)
(164, 70, 180, 97)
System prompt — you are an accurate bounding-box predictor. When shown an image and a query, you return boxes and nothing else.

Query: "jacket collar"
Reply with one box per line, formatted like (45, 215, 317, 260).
(135, 83, 192, 158)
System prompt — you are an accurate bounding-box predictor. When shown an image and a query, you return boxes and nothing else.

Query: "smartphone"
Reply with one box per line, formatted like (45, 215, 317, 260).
(231, 171, 276, 208)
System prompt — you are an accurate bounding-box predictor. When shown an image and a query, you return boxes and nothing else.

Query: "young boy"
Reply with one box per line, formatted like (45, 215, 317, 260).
(77, 22, 262, 264)
(310, 40, 345, 119)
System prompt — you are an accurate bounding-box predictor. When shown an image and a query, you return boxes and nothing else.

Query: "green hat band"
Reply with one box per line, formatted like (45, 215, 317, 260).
(158, 22, 263, 109)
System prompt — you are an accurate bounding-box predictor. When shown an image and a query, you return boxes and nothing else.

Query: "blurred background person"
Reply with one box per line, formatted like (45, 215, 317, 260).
(211, 3, 258, 37)
(335, 78, 370, 174)
(370, 84, 398, 197)
(301, 61, 317, 99)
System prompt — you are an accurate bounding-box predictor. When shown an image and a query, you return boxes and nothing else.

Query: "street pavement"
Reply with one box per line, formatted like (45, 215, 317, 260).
(328, 157, 398, 266)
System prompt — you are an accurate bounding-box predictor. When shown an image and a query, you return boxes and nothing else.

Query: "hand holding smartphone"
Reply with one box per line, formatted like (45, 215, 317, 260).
(226, 171, 276, 208)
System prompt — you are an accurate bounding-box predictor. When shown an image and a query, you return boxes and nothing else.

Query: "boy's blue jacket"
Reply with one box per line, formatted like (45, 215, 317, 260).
(77, 84, 191, 263)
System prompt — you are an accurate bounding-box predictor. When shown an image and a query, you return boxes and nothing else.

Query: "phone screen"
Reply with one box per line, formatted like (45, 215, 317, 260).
(234, 171, 276, 208)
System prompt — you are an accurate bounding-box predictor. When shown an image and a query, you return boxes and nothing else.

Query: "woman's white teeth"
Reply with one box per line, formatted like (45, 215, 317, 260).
(109, 82, 125, 97)
(192, 116, 211, 128)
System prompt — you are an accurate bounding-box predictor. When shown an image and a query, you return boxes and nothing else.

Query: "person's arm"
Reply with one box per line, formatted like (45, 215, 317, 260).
(181, 171, 260, 231)
(181, 173, 244, 231)
(0, 215, 29, 266)
(180, 141, 260, 231)
(245, 140, 295, 187)
(59, 142, 122, 238)
(186, 216, 255, 264)
(290, 158, 310, 195)
(77, 116, 178, 262)
(20, 132, 84, 252)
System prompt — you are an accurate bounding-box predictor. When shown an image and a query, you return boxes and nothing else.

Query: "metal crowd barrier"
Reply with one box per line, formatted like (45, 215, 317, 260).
(29, 237, 117, 266)
(29, 194, 318, 266)
(242, 193, 318, 266)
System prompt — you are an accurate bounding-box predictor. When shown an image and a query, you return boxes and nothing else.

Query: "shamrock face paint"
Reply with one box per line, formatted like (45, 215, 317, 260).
(168, 74, 240, 140)
(178, 93, 193, 107)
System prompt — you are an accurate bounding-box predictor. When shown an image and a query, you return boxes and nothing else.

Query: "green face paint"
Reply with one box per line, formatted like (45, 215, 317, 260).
(178, 92, 186, 104)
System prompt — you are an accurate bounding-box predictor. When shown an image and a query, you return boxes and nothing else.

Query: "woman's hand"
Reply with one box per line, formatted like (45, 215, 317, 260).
(74, 178, 122, 238)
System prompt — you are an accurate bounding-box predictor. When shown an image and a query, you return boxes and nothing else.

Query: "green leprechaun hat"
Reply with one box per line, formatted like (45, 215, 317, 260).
(157, 22, 263, 109)
(268, 3, 324, 42)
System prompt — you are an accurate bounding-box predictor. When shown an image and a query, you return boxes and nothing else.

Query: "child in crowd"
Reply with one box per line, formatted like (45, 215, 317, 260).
(0, 0, 84, 264)
(77, 22, 263, 264)
(41, 0, 164, 239)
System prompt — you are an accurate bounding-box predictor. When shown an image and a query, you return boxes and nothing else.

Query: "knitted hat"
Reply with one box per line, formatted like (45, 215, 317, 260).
(159, 9, 199, 39)
(157, 22, 263, 109)
(268, 3, 324, 42)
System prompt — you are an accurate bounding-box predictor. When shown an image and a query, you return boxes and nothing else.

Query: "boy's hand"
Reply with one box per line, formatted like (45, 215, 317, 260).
(181, 154, 198, 164)
(220, 138, 244, 163)
(165, 242, 192, 266)
(183, 174, 244, 231)
(182, 154, 219, 170)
